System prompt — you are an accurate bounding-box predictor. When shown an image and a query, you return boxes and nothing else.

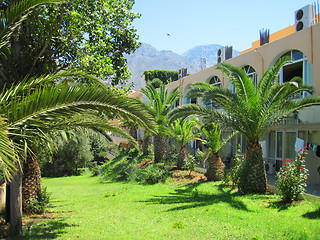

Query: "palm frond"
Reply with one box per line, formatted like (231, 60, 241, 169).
(0, 117, 18, 181)
(185, 82, 213, 100)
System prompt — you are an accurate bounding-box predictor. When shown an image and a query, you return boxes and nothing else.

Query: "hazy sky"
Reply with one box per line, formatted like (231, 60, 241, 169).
(132, 0, 316, 54)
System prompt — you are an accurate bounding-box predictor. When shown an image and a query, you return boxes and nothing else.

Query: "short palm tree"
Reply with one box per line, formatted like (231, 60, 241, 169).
(167, 118, 200, 169)
(201, 122, 236, 181)
(169, 57, 320, 193)
(140, 83, 181, 163)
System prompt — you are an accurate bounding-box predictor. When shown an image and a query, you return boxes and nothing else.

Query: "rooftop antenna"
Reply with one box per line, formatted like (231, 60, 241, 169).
(316, 0, 320, 23)
(312, 1, 319, 24)
(259, 28, 270, 46)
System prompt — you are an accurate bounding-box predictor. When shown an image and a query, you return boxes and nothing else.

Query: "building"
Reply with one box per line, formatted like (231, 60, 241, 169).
(164, 4, 320, 185)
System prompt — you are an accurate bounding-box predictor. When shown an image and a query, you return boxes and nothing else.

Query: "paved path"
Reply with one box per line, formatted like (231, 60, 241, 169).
(267, 174, 320, 197)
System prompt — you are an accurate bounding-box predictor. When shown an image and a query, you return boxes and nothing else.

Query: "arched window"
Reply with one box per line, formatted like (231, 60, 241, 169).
(209, 76, 222, 87)
(206, 76, 221, 108)
(277, 50, 312, 98)
(243, 65, 258, 87)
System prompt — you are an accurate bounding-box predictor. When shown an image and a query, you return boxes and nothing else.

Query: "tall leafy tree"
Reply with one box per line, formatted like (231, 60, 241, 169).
(140, 83, 181, 163)
(0, 0, 140, 86)
(167, 118, 200, 169)
(169, 57, 320, 193)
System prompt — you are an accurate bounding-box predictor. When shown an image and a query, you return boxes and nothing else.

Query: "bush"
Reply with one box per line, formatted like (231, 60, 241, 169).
(224, 145, 244, 185)
(150, 78, 162, 89)
(100, 148, 144, 181)
(40, 133, 93, 177)
(276, 148, 309, 203)
(40, 130, 112, 177)
(136, 163, 172, 184)
(184, 154, 200, 175)
(25, 187, 51, 214)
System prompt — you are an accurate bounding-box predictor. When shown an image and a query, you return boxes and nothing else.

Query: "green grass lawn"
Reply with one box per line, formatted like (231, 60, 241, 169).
(17, 174, 320, 240)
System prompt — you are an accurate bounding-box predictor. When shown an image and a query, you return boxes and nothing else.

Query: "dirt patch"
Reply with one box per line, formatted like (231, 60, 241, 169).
(169, 170, 207, 184)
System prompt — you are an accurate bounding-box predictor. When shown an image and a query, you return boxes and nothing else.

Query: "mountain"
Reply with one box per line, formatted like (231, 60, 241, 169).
(125, 43, 239, 90)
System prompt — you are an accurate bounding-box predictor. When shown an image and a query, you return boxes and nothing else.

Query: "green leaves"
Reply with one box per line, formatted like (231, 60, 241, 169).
(170, 58, 320, 144)
(167, 118, 200, 148)
(140, 82, 181, 130)
(0, 71, 156, 181)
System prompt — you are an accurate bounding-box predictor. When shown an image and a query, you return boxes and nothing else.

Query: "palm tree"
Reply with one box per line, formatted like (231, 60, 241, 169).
(140, 83, 181, 163)
(167, 118, 200, 169)
(1, 72, 155, 235)
(169, 57, 320, 193)
(201, 122, 236, 181)
(0, 0, 65, 185)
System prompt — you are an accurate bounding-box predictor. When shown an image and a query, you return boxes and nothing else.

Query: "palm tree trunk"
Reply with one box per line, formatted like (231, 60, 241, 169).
(6, 164, 23, 236)
(142, 135, 151, 156)
(177, 146, 188, 170)
(128, 127, 137, 148)
(154, 135, 166, 163)
(238, 140, 267, 194)
(22, 154, 41, 214)
(205, 152, 224, 181)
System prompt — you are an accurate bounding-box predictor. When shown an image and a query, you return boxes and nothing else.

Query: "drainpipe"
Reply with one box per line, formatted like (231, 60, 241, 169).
(254, 48, 264, 74)
(179, 77, 185, 105)
(310, 25, 314, 64)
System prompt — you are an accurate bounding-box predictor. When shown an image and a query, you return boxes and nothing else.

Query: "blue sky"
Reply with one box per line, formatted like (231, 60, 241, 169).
(132, 0, 316, 54)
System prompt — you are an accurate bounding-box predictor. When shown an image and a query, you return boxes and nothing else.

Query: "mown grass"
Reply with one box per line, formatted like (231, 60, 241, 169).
(15, 174, 320, 239)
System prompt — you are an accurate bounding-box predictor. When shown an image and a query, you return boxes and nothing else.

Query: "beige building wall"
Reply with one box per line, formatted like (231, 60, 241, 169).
(164, 22, 320, 185)
(173, 23, 320, 96)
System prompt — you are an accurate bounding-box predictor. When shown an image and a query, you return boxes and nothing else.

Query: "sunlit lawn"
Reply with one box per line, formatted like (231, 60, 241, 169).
(15, 174, 320, 239)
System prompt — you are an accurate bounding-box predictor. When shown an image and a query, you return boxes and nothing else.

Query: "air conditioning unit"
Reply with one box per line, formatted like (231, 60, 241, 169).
(265, 162, 275, 174)
(178, 68, 187, 79)
(217, 46, 233, 63)
(295, 4, 316, 32)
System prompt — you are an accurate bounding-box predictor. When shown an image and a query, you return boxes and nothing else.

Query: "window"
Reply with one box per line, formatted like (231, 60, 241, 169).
(206, 76, 221, 108)
(209, 76, 221, 87)
(278, 50, 313, 98)
(243, 65, 258, 88)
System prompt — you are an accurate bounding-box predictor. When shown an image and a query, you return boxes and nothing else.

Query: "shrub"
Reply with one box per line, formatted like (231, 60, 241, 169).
(25, 187, 51, 214)
(224, 145, 244, 186)
(276, 147, 309, 203)
(184, 154, 200, 175)
(100, 148, 144, 181)
(136, 163, 172, 184)
(150, 78, 162, 89)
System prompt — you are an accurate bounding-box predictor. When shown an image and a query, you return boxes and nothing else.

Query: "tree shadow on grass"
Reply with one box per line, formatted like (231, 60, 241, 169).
(267, 201, 291, 211)
(8, 216, 78, 240)
(141, 181, 251, 212)
(302, 207, 320, 219)
(22, 218, 76, 240)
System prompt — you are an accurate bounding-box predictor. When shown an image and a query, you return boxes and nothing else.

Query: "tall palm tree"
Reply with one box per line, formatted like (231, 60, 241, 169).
(140, 83, 181, 163)
(167, 118, 200, 169)
(1, 72, 155, 235)
(201, 122, 236, 181)
(169, 57, 320, 193)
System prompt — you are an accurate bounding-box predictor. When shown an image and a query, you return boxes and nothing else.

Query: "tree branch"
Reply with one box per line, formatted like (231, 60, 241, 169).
(27, 7, 65, 76)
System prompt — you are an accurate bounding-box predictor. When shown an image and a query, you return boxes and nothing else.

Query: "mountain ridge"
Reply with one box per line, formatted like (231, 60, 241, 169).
(125, 43, 239, 90)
